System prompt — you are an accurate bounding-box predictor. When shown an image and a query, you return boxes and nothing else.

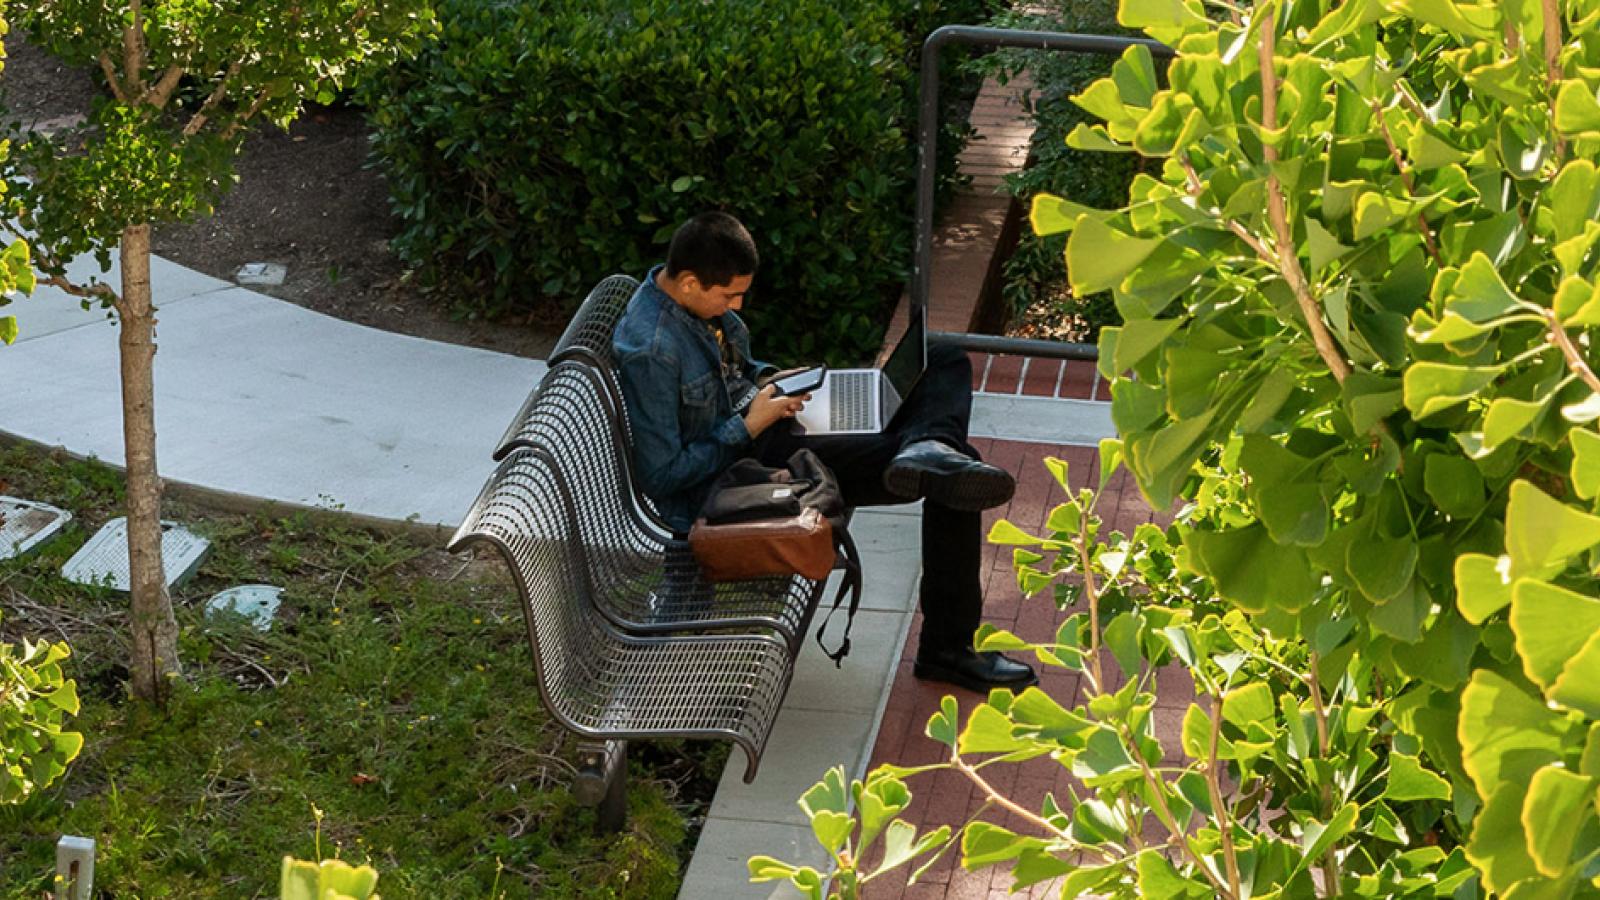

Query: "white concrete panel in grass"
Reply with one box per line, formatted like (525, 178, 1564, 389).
(0, 496, 72, 560)
(60, 518, 210, 591)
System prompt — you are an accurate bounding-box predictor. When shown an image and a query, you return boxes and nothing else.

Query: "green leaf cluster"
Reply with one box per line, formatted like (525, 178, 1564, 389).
(759, 454, 1453, 898)
(280, 856, 379, 900)
(0, 622, 83, 805)
(361, 0, 997, 366)
(761, 0, 1600, 895)
(0, 9, 35, 344)
(1035, 0, 1600, 895)
(750, 765, 952, 899)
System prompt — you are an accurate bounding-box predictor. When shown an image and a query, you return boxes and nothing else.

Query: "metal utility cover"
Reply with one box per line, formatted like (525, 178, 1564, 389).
(0, 496, 73, 561)
(235, 262, 287, 286)
(204, 585, 283, 632)
(61, 518, 210, 591)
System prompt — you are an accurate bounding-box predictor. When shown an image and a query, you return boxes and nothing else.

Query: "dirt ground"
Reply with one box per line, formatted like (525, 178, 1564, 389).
(1, 35, 560, 359)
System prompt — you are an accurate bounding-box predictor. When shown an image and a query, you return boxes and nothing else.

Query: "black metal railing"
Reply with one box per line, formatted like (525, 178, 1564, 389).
(914, 25, 1175, 362)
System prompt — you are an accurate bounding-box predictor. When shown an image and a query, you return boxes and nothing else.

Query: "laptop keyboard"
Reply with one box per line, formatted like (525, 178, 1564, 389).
(830, 372, 873, 431)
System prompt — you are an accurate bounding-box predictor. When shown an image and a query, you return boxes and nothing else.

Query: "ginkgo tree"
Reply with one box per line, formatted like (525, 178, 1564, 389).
(2, 1, 435, 701)
(757, 0, 1600, 896)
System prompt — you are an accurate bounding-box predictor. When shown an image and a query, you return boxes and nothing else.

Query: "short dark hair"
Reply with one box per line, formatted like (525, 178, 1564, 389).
(665, 212, 759, 287)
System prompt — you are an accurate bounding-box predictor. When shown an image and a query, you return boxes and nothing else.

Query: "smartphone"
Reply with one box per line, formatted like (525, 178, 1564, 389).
(770, 365, 827, 397)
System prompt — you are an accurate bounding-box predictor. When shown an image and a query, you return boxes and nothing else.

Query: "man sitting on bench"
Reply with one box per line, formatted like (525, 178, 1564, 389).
(612, 211, 1036, 693)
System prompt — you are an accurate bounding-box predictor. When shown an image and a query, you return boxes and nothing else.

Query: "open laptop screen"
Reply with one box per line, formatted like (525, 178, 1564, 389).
(881, 310, 927, 405)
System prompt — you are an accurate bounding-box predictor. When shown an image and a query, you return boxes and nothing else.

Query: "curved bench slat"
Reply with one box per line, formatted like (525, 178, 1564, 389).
(494, 360, 822, 647)
(452, 448, 798, 782)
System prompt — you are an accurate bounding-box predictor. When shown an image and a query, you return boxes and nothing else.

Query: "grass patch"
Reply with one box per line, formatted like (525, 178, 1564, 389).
(0, 443, 725, 898)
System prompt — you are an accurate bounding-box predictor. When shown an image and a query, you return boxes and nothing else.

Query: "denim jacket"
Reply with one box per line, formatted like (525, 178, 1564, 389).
(612, 266, 775, 532)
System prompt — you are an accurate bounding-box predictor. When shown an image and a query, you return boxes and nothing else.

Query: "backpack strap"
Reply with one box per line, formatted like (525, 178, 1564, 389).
(814, 526, 862, 667)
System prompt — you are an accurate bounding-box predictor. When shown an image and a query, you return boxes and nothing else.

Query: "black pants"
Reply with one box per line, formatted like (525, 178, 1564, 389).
(751, 344, 982, 654)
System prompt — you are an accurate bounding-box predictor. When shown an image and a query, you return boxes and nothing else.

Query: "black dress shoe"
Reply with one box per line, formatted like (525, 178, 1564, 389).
(913, 647, 1038, 694)
(883, 440, 1016, 511)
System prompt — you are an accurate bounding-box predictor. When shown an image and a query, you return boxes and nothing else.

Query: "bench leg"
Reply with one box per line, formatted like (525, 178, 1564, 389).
(574, 739, 627, 831)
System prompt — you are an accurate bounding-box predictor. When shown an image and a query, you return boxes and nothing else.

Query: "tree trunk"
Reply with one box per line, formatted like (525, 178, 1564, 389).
(119, 223, 180, 701)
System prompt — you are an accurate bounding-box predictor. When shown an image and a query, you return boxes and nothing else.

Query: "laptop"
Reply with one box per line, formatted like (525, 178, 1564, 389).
(792, 311, 927, 435)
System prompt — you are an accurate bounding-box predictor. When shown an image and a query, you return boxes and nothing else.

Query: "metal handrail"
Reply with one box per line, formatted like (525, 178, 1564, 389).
(913, 25, 1176, 362)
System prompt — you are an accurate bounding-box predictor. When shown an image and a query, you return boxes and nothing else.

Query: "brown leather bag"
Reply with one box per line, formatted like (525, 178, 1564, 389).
(689, 505, 836, 581)
(689, 451, 843, 581)
(689, 450, 863, 664)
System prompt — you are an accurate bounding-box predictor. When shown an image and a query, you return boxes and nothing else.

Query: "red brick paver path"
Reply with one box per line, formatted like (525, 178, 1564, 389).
(881, 73, 1035, 355)
(861, 439, 1184, 899)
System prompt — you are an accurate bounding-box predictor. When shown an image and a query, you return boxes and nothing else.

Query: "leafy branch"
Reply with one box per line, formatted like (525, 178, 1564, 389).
(1368, 98, 1443, 266)
(1546, 310, 1600, 394)
(1258, 5, 1351, 384)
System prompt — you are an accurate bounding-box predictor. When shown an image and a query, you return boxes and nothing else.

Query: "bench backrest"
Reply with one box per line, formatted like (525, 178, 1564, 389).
(450, 447, 619, 732)
(549, 273, 639, 368)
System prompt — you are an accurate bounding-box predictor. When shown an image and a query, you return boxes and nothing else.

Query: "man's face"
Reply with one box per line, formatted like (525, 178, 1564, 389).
(680, 272, 752, 319)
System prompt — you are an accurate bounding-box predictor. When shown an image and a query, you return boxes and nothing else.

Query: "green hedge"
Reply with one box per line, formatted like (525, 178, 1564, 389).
(365, 0, 995, 365)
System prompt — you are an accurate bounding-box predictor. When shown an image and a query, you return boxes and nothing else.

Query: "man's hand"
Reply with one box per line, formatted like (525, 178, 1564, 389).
(744, 384, 807, 438)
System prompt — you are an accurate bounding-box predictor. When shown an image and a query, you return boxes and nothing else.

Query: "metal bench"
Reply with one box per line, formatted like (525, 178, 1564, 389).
(449, 447, 803, 827)
(493, 359, 819, 649)
(451, 275, 838, 827)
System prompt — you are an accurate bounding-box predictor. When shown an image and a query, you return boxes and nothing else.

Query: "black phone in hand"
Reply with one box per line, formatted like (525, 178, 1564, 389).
(770, 366, 826, 397)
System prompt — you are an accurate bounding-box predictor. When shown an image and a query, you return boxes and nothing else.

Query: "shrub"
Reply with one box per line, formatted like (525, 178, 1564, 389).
(979, 0, 1143, 342)
(364, 0, 995, 365)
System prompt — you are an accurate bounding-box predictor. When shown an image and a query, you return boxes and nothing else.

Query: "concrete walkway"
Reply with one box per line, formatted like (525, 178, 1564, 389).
(0, 249, 545, 533)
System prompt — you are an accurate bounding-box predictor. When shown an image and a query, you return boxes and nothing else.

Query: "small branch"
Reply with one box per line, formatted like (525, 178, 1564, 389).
(218, 86, 275, 141)
(1547, 310, 1600, 394)
(1396, 87, 1429, 122)
(1258, 7, 1353, 384)
(1124, 725, 1237, 900)
(1306, 650, 1341, 897)
(140, 64, 186, 109)
(1542, 0, 1569, 161)
(1306, 653, 1330, 757)
(183, 63, 242, 137)
(1206, 694, 1243, 898)
(1370, 99, 1442, 265)
(98, 51, 129, 102)
(1541, 0, 1563, 86)
(1180, 156, 1276, 261)
(37, 272, 121, 311)
(1120, 795, 1146, 850)
(1075, 519, 1105, 691)
(950, 751, 1083, 848)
